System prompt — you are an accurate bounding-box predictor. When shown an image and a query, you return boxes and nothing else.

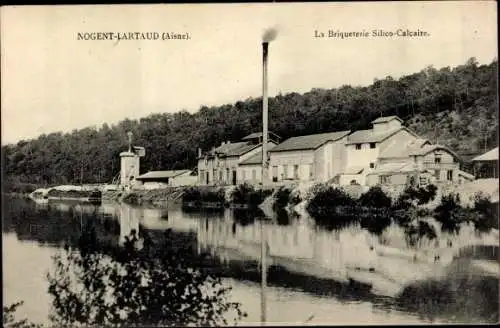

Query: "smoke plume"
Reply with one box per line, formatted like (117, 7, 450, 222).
(262, 27, 278, 43)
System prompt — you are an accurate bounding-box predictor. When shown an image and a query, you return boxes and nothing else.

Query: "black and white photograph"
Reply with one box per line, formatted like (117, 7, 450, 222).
(1, 1, 498, 326)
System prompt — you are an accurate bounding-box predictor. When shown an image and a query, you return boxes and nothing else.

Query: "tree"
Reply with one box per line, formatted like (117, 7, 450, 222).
(47, 227, 246, 327)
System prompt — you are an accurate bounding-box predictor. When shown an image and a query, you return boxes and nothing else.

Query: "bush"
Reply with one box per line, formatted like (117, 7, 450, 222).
(273, 187, 292, 210)
(434, 193, 465, 234)
(289, 192, 302, 207)
(274, 186, 303, 208)
(396, 184, 438, 207)
(469, 193, 499, 233)
(122, 192, 140, 205)
(182, 187, 226, 206)
(47, 228, 246, 326)
(231, 183, 271, 207)
(307, 186, 358, 230)
(358, 186, 392, 208)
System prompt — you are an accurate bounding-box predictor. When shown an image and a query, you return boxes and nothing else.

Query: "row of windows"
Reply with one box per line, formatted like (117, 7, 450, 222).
(379, 170, 454, 185)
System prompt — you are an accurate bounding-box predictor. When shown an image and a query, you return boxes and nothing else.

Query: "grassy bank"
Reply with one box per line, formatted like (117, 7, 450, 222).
(120, 184, 274, 208)
(181, 183, 273, 209)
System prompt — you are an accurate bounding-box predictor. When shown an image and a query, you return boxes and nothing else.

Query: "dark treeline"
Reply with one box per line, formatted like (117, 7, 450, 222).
(2, 57, 498, 187)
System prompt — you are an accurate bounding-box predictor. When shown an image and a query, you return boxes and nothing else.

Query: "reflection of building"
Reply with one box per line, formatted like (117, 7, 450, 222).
(196, 216, 376, 276)
(118, 205, 141, 246)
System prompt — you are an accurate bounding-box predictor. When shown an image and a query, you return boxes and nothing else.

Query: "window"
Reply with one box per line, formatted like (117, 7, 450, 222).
(199, 170, 205, 183)
(226, 168, 230, 182)
(242, 170, 246, 180)
(355, 144, 362, 150)
(370, 143, 376, 149)
(219, 170, 223, 182)
(434, 169, 441, 181)
(272, 166, 278, 182)
(252, 169, 257, 181)
(370, 162, 375, 169)
(380, 175, 391, 184)
(283, 165, 288, 179)
(293, 165, 299, 179)
(435, 156, 441, 164)
(447, 170, 453, 181)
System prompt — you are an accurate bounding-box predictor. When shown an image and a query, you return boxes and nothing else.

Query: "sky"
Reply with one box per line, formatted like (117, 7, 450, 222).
(1, 2, 497, 145)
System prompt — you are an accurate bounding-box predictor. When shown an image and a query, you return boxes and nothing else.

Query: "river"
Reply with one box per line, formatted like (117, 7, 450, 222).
(2, 196, 498, 325)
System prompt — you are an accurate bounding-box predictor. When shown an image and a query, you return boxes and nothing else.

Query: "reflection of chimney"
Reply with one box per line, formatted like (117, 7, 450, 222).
(262, 42, 269, 184)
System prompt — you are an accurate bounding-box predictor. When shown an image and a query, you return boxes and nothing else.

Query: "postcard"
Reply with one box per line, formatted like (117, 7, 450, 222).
(1, 2, 498, 326)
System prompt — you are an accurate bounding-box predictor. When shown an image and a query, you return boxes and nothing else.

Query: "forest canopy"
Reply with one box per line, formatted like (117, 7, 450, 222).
(2, 57, 498, 187)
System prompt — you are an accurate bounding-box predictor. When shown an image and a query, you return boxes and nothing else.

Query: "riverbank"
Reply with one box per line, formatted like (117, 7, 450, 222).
(119, 183, 275, 209)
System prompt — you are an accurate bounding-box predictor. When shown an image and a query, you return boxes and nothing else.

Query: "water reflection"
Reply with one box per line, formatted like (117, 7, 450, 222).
(2, 196, 498, 324)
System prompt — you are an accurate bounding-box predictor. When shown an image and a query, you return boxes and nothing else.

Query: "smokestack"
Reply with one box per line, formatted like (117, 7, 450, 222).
(261, 41, 269, 185)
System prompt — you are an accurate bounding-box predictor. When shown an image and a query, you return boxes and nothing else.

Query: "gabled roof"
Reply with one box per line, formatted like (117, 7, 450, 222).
(409, 144, 461, 160)
(239, 152, 263, 166)
(269, 130, 351, 153)
(242, 131, 281, 141)
(136, 170, 191, 180)
(379, 138, 430, 158)
(472, 147, 498, 162)
(214, 142, 260, 157)
(346, 127, 418, 145)
(371, 115, 404, 124)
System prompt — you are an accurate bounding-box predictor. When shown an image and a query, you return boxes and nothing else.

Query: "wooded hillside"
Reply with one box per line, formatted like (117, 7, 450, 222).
(2, 57, 497, 187)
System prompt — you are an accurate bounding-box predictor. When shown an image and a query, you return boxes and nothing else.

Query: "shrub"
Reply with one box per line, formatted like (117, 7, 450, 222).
(396, 184, 438, 206)
(470, 192, 499, 233)
(434, 193, 465, 234)
(47, 228, 246, 327)
(231, 183, 271, 206)
(289, 192, 302, 207)
(182, 187, 226, 206)
(358, 186, 392, 208)
(306, 186, 358, 230)
(273, 187, 292, 210)
(122, 192, 140, 205)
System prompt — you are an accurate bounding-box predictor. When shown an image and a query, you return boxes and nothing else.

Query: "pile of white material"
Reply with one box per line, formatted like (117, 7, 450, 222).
(52, 185, 84, 191)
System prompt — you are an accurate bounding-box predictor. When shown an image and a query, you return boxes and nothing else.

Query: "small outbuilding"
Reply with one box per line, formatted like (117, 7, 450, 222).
(472, 147, 499, 178)
(135, 170, 197, 189)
